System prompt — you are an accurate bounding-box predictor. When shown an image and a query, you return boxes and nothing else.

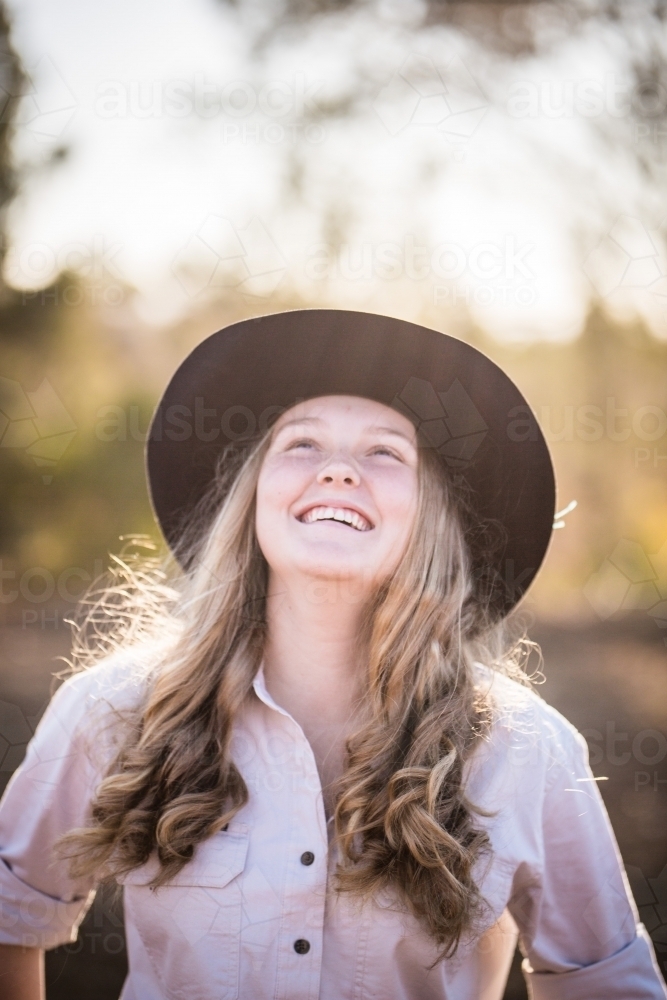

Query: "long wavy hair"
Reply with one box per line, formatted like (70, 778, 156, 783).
(58, 420, 537, 958)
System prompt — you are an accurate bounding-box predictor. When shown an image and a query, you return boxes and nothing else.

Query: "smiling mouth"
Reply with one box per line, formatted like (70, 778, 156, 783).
(298, 506, 373, 531)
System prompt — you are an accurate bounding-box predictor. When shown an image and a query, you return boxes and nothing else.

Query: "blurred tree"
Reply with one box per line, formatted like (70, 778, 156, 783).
(0, 0, 23, 286)
(211, 0, 667, 306)
(218, 0, 667, 59)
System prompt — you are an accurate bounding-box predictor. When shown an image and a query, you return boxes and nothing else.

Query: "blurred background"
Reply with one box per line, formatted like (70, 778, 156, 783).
(0, 0, 665, 995)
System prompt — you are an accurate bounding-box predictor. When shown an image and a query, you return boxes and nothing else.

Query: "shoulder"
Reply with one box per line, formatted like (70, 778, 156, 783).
(35, 646, 157, 765)
(54, 646, 155, 714)
(469, 663, 588, 792)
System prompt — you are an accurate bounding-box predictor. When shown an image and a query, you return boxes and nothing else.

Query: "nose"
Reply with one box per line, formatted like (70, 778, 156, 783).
(316, 454, 360, 488)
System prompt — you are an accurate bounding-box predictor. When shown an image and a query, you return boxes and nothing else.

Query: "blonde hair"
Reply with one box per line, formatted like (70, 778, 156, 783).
(59, 423, 536, 958)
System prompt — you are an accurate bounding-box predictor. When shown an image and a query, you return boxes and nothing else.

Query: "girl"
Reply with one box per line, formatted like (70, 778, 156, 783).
(0, 310, 663, 1000)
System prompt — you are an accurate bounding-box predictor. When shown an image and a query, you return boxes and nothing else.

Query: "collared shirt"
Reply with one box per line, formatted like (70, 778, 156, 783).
(0, 653, 664, 1000)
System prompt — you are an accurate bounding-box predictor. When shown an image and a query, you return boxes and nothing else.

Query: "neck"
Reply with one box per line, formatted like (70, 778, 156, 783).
(262, 572, 368, 725)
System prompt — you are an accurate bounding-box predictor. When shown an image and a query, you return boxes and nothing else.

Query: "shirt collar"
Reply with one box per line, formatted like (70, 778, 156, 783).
(251, 663, 295, 721)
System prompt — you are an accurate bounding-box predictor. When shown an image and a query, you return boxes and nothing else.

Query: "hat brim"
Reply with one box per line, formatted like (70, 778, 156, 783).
(146, 309, 556, 621)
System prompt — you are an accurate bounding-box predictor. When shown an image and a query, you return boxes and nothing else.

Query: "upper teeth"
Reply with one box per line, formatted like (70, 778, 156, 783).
(300, 506, 372, 531)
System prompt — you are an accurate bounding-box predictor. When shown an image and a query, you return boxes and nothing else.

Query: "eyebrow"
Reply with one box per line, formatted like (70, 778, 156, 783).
(274, 417, 416, 443)
(274, 417, 322, 431)
(372, 426, 416, 442)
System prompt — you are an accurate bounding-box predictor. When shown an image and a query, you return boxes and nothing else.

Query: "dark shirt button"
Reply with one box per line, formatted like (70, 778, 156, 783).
(294, 939, 310, 955)
(300, 851, 315, 866)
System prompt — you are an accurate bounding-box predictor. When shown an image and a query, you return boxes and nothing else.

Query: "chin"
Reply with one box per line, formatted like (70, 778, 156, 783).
(300, 559, 378, 591)
(302, 559, 371, 580)
(291, 540, 370, 571)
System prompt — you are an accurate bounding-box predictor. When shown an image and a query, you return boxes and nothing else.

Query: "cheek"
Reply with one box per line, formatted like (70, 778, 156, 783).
(376, 471, 419, 548)
(254, 459, 308, 556)
(254, 467, 284, 549)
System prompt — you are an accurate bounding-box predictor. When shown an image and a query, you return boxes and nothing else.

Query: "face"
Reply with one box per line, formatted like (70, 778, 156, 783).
(255, 395, 419, 595)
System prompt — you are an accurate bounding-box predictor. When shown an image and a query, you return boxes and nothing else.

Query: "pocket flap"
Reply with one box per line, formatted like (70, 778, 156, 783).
(120, 822, 249, 889)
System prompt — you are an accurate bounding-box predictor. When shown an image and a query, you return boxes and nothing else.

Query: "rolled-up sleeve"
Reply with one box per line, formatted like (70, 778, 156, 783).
(508, 720, 667, 999)
(0, 669, 115, 949)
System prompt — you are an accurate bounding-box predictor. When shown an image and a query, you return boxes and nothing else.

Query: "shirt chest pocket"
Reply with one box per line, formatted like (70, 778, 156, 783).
(120, 822, 249, 1000)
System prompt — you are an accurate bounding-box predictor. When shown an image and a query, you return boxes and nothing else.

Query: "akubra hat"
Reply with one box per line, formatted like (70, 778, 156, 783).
(147, 309, 556, 622)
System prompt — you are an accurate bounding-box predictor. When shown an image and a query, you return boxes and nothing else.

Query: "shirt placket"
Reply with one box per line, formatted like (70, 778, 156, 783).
(252, 676, 329, 1000)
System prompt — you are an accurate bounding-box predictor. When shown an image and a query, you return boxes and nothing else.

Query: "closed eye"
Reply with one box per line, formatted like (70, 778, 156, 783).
(369, 445, 402, 459)
(286, 437, 319, 451)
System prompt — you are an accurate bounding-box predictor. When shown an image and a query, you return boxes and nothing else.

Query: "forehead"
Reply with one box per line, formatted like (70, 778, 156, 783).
(272, 395, 416, 438)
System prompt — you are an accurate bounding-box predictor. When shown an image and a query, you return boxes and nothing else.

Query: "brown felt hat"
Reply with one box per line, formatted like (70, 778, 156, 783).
(146, 309, 556, 621)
